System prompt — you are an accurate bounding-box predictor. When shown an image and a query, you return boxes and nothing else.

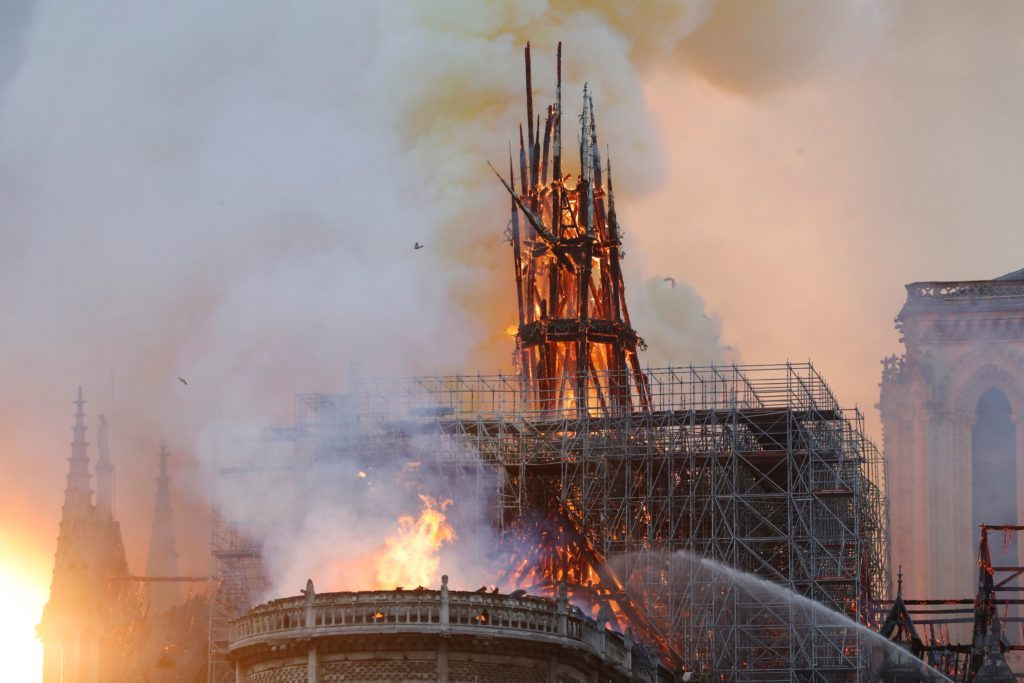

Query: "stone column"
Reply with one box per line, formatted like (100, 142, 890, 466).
(901, 404, 930, 599)
(937, 408, 961, 601)
(927, 408, 948, 600)
(307, 644, 319, 683)
(556, 583, 568, 636)
(438, 575, 449, 683)
(1016, 418, 1024, 570)
(302, 579, 319, 683)
(951, 414, 975, 599)
(440, 575, 450, 629)
(547, 655, 559, 683)
(438, 639, 449, 683)
(235, 658, 243, 683)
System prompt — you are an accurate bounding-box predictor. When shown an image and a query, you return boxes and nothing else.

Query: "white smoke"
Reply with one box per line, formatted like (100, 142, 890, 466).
(0, 0, 896, 581)
(205, 397, 503, 595)
(630, 276, 732, 367)
(0, 0, 33, 99)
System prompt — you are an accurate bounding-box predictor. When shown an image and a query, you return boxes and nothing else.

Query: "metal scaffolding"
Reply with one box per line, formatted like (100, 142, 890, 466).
(208, 362, 890, 681)
(208, 45, 889, 683)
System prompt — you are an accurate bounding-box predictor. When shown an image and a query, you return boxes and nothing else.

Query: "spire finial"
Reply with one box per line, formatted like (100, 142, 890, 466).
(158, 439, 169, 479)
(897, 565, 903, 596)
(63, 387, 93, 515)
(74, 387, 85, 426)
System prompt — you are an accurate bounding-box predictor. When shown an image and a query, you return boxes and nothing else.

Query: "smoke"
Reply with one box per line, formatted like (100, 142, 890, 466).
(676, 0, 892, 92)
(206, 397, 503, 595)
(0, 0, 33, 100)
(0, 0, 906, 592)
(630, 276, 732, 367)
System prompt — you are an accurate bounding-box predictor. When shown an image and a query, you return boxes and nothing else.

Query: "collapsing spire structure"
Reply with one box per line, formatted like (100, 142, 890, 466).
(496, 42, 649, 416)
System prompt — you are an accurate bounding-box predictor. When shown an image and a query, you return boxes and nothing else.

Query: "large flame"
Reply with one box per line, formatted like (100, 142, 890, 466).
(374, 495, 455, 589)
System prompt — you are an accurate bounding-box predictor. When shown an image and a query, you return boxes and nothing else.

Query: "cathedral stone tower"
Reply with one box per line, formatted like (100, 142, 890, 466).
(880, 271, 1024, 601)
(38, 389, 136, 682)
(145, 440, 180, 613)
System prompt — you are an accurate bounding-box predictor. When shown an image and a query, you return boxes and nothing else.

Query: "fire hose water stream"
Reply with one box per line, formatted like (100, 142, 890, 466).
(612, 550, 952, 681)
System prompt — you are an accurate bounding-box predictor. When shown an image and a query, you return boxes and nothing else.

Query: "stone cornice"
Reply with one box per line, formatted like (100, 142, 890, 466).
(901, 315, 1024, 344)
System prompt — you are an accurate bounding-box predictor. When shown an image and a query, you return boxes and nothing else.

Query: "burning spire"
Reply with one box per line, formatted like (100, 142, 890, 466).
(495, 42, 650, 416)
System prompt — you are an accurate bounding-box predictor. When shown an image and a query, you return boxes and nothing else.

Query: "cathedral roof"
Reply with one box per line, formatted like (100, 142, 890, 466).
(994, 267, 1024, 281)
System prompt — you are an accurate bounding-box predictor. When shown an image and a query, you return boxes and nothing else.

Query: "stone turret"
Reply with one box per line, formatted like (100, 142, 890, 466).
(62, 388, 93, 517)
(881, 269, 1024, 602)
(94, 414, 113, 519)
(39, 389, 134, 683)
(145, 440, 180, 613)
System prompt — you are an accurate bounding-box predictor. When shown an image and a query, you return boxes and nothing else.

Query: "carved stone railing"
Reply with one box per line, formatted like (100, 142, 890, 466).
(905, 280, 1024, 304)
(229, 577, 635, 674)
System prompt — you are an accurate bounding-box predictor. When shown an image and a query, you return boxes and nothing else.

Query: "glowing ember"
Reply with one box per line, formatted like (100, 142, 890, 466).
(375, 495, 455, 589)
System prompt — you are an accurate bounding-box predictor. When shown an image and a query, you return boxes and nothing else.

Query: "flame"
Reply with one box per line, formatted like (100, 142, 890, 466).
(374, 495, 455, 589)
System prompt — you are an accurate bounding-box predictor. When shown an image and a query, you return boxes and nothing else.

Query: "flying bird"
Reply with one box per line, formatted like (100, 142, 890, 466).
(178, 377, 188, 386)
(414, 242, 424, 250)
(663, 277, 676, 289)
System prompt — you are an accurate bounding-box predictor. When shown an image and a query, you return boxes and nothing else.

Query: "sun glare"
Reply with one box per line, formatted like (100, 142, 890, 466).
(0, 560, 47, 681)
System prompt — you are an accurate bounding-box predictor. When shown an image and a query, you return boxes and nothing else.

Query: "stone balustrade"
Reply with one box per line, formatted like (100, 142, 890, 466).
(905, 280, 1024, 304)
(229, 576, 637, 676)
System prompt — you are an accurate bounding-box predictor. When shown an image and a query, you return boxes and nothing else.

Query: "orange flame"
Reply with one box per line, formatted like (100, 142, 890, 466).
(374, 495, 455, 588)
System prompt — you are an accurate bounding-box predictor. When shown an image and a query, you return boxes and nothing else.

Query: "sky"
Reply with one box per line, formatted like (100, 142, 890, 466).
(3, 1, 1024, 678)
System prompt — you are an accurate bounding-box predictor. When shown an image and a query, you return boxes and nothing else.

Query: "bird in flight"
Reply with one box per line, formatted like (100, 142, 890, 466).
(663, 277, 676, 289)
(178, 377, 188, 386)
(414, 242, 424, 250)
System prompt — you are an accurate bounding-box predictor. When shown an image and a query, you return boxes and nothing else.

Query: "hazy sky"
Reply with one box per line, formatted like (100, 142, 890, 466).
(630, 2, 1024, 432)
(3, 3, 1024, 672)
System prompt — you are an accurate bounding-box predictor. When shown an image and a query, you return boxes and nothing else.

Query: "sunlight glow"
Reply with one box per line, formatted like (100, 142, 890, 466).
(0, 560, 48, 681)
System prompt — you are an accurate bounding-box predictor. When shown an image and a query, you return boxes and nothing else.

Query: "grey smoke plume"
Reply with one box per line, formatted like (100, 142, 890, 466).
(0, 0, 33, 99)
(208, 411, 502, 595)
(0, 0, 897, 584)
